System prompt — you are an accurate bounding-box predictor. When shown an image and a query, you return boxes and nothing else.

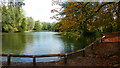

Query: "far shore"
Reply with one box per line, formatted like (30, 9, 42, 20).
(2, 30, 55, 33)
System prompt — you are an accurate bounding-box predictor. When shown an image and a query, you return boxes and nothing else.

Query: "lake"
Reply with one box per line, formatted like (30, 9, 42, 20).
(1, 32, 96, 62)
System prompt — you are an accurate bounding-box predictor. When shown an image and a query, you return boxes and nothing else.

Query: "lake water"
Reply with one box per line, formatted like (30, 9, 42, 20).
(1, 32, 96, 62)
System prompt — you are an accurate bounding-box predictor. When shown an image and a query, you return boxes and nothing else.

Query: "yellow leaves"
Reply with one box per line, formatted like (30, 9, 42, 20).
(79, 15, 82, 18)
(88, 25, 92, 30)
(74, 3, 78, 5)
(56, 24, 60, 26)
(87, 19, 92, 22)
(78, 5, 82, 8)
(68, 5, 73, 8)
(59, 27, 62, 29)
(73, 21, 77, 24)
(94, 8, 98, 11)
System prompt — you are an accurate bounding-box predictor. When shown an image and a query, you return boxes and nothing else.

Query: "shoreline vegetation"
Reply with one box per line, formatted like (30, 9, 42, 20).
(1, 32, 120, 66)
(2, 30, 54, 33)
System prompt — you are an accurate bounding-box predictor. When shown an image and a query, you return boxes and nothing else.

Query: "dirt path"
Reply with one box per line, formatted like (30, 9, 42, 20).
(1, 32, 120, 67)
(68, 32, 120, 66)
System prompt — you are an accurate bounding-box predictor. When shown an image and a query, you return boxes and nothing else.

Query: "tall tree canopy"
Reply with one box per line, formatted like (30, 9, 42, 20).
(1, 0, 26, 32)
(52, 2, 119, 37)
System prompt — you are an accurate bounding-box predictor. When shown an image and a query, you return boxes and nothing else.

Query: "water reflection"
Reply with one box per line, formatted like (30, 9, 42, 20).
(2, 32, 96, 62)
(2, 33, 27, 54)
(22, 32, 65, 55)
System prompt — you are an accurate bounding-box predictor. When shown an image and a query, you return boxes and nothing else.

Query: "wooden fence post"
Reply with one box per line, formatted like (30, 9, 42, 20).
(7, 54, 11, 65)
(101, 39, 102, 43)
(82, 50, 85, 57)
(97, 40, 99, 46)
(91, 44, 93, 50)
(64, 53, 67, 64)
(33, 56, 36, 66)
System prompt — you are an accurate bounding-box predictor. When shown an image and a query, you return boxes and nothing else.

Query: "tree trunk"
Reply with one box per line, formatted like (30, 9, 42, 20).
(117, 1, 120, 31)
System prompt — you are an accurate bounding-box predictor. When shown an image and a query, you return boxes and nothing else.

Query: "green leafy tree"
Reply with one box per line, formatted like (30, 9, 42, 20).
(26, 17, 35, 31)
(18, 18, 27, 31)
(33, 20, 43, 31)
(1, 0, 25, 32)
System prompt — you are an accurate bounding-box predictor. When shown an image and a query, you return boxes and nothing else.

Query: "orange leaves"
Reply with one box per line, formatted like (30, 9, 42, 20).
(53, 2, 110, 32)
(55, 19, 80, 32)
(88, 25, 92, 30)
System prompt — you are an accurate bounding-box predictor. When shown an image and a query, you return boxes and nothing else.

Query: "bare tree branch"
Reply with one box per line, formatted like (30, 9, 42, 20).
(84, 2, 114, 23)
(82, 2, 89, 8)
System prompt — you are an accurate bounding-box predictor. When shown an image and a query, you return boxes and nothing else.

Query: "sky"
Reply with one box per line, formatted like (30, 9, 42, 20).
(1, 0, 117, 23)
(22, 0, 61, 23)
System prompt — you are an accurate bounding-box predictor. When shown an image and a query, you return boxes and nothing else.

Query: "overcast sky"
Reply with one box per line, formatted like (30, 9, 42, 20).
(22, 0, 61, 23)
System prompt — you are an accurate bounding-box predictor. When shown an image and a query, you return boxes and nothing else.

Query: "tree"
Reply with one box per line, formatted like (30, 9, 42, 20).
(33, 20, 43, 31)
(26, 17, 35, 31)
(52, 2, 117, 37)
(117, 1, 120, 31)
(92, 3, 118, 33)
(1, 0, 26, 32)
(18, 18, 27, 31)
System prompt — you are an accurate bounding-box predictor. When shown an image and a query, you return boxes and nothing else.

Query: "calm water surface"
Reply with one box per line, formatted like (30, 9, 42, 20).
(2, 32, 95, 62)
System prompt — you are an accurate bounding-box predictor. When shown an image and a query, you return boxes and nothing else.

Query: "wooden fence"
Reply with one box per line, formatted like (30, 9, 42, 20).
(0, 35, 105, 66)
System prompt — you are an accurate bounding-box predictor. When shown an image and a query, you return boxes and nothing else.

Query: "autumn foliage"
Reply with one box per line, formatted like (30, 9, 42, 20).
(51, 2, 119, 38)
